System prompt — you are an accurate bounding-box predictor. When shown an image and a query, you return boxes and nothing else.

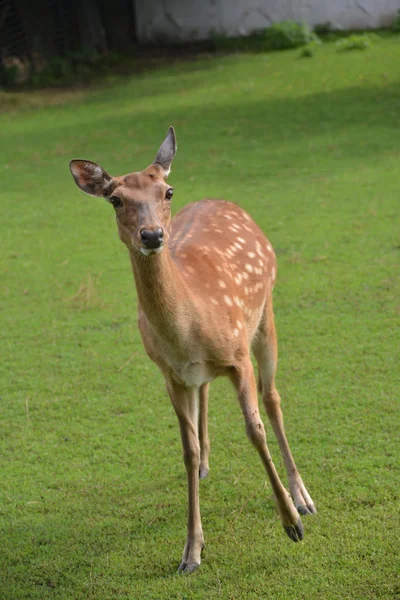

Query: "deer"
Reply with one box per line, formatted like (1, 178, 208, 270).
(69, 127, 316, 574)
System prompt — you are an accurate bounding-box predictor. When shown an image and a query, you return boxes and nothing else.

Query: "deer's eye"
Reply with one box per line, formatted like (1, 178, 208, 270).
(166, 188, 173, 200)
(110, 196, 122, 208)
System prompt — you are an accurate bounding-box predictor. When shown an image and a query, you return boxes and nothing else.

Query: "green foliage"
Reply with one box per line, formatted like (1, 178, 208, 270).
(313, 21, 334, 35)
(0, 64, 19, 87)
(211, 21, 320, 54)
(47, 56, 73, 79)
(391, 10, 400, 32)
(336, 34, 371, 51)
(299, 45, 314, 58)
(1, 48, 125, 89)
(262, 21, 319, 51)
(299, 39, 321, 58)
(1, 35, 400, 598)
(29, 56, 75, 87)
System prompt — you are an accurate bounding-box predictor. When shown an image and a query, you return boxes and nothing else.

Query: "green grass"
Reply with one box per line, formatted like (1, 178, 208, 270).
(1, 36, 400, 599)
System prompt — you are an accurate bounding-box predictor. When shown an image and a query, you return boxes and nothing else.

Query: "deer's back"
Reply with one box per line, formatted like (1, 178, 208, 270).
(170, 200, 276, 336)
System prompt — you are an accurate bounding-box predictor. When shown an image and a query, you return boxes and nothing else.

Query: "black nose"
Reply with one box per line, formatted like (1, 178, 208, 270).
(140, 228, 164, 249)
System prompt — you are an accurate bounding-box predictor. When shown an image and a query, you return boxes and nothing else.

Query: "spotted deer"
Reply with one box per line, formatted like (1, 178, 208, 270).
(69, 127, 316, 573)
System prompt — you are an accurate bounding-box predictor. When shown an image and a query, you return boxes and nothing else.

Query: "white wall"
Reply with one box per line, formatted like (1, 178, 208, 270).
(135, 0, 400, 43)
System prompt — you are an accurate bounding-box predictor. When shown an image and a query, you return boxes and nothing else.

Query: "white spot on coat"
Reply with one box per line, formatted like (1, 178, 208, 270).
(224, 295, 233, 306)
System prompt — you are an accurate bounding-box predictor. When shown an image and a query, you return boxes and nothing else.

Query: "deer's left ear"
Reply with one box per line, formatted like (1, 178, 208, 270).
(69, 159, 113, 197)
(152, 126, 177, 178)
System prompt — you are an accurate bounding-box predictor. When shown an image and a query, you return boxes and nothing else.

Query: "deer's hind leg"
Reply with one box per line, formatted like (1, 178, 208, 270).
(198, 383, 210, 479)
(230, 358, 304, 542)
(252, 294, 316, 516)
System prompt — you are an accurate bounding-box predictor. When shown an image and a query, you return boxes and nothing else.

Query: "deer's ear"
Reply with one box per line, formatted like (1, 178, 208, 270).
(69, 160, 113, 197)
(152, 126, 177, 178)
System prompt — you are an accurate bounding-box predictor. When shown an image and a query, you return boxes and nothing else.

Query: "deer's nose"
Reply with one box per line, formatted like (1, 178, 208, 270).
(140, 228, 164, 249)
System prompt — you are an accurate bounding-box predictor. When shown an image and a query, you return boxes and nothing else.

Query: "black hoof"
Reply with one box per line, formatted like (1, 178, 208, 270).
(284, 518, 304, 542)
(297, 503, 317, 516)
(178, 561, 200, 574)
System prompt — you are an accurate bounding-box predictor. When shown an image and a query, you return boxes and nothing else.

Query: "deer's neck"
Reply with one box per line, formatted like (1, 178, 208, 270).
(129, 247, 193, 340)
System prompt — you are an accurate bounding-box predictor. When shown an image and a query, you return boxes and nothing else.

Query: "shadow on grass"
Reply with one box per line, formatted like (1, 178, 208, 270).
(2, 80, 399, 174)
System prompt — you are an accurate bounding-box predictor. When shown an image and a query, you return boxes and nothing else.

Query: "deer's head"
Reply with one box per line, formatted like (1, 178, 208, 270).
(69, 127, 177, 255)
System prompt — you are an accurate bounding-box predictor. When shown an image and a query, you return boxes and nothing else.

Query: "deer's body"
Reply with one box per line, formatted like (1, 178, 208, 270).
(135, 199, 275, 387)
(69, 128, 316, 574)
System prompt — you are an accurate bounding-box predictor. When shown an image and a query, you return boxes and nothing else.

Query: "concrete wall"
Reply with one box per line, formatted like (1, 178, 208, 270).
(135, 0, 400, 43)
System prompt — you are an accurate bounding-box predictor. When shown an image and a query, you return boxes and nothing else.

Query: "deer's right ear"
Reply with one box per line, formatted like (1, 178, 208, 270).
(69, 160, 113, 198)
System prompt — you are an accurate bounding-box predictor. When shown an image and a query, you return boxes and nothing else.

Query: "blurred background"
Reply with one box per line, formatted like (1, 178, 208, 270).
(1, 0, 400, 86)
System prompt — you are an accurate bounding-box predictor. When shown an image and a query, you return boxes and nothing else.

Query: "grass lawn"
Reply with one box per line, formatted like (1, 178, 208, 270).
(1, 35, 399, 599)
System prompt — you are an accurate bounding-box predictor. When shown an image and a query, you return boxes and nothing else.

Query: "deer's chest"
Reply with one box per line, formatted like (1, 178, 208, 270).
(139, 313, 215, 387)
(171, 360, 214, 387)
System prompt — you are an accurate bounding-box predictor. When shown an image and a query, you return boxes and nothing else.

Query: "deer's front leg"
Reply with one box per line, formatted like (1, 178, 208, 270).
(167, 379, 204, 573)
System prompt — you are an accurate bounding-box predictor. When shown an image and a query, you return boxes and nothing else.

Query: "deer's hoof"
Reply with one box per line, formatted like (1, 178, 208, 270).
(199, 466, 209, 479)
(284, 518, 304, 542)
(178, 561, 200, 574)
(296, 502, 317, 516)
